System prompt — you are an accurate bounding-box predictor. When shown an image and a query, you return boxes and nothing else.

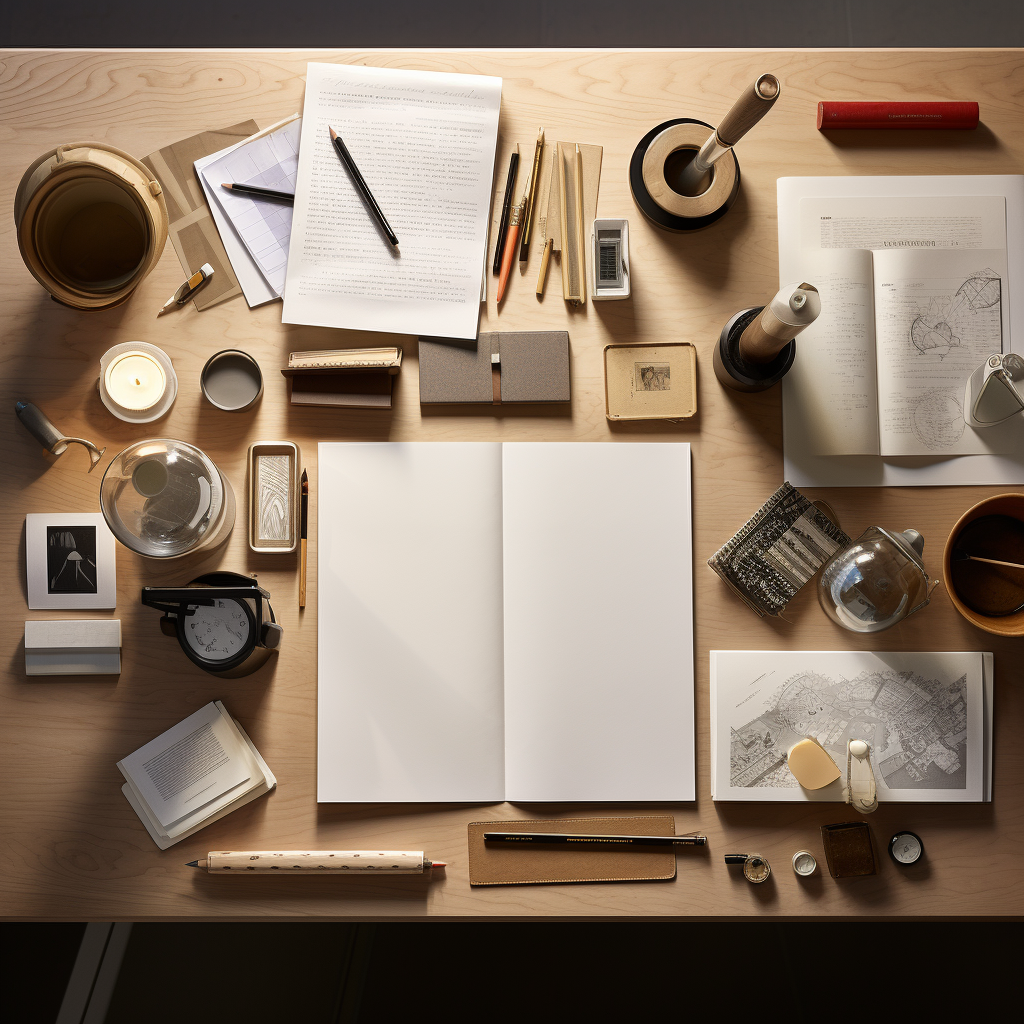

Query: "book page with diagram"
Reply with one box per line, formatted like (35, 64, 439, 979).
(786, 194, 1016, 458)
(784, 247, 880, 455)
(872, 247, 1022, 456)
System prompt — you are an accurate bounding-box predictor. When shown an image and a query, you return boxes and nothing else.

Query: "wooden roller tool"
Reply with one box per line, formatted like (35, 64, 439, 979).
(714, 282, 820, 393)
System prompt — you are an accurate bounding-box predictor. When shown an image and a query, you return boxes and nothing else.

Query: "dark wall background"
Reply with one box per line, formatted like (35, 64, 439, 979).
(4, 0, 1024, 49)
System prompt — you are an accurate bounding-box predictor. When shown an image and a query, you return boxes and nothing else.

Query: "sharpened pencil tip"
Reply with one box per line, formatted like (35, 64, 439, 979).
(186, 860, 199, 867)
(220, 183, 231, 189)
(328, 125, 338, 140)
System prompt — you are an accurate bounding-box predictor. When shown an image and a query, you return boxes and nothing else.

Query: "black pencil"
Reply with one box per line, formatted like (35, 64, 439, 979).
(221, 182, 294, 203)
(328, 126, 399, 247)
(483, 832, 707, 848)
(492, 145, 519, 275)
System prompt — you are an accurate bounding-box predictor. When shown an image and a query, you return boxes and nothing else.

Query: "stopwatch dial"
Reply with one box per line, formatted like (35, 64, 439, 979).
(891, 833, 923, 865)
(183, 599, 252, 662)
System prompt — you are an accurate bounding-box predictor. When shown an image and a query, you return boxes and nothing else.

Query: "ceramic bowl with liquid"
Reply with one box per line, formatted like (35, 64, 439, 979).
(943, 493, 1024, 636)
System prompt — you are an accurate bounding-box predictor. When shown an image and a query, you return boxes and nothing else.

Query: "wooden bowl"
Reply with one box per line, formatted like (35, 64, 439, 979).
(943, 493, 1024, 636)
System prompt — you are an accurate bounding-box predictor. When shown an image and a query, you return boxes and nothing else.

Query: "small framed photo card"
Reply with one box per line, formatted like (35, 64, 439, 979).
(26, 513, 117, 610)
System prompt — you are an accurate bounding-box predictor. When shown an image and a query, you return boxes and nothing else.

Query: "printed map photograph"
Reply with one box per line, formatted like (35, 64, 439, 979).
(710, 651, 990, 803)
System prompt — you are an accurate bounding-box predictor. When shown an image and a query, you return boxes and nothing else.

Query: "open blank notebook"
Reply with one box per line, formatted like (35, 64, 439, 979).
(317, 443, 695, 803)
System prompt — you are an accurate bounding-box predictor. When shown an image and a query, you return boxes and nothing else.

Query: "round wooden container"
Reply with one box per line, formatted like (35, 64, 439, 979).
(629, 118, 740, 231)
(942, 493, 1024, 636)
(14, 142, 168, 310)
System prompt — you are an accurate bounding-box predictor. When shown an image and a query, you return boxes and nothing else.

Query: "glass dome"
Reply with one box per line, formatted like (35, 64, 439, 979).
(99, 438, 234, 558)
(818, 527, 936, 633)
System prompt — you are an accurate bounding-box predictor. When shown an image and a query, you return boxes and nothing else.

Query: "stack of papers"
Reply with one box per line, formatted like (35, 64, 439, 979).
(195, 116, 300, 306)
(118, 701, 276, 849)
(283, 63, 501, 340)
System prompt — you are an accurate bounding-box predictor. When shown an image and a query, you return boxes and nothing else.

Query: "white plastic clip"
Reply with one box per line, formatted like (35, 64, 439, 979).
(844, 739, 878, 814)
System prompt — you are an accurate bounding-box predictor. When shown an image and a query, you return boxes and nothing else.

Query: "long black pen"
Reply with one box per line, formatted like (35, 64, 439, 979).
(492, 145, 519, 275)
(221, 182, 294, 203)
(328, 125, 399, 247)
(483, 832, 707, 848)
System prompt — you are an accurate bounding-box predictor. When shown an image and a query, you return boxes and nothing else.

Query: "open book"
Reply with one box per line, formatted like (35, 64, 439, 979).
(118, 701, 275, 849)
(711, 651, 993, 803)
(785, 245, 1018, 457)
(317, 442, 695, 803)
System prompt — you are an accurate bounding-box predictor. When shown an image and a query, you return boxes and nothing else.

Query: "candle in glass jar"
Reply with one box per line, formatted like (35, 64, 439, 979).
(104, 350, 167, 411)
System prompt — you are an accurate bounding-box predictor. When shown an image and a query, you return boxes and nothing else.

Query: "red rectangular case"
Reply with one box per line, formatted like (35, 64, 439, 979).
(817, 101, 979, 130)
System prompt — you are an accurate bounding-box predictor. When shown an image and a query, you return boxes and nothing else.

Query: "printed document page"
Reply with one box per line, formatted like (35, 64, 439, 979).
(317, 443, 506, 802)
(778, 175, 1024, 486)
(785, 245, 1022, 457)
(285, 63, 501, 339)
(501, 443, 695, 802)
(783, 247, 880, 456)
(117, 702, 252, 829)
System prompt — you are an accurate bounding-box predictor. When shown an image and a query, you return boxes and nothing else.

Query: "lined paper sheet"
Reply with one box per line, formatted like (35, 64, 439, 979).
(501, 443, 695, 802)
(285, 63, 501, 340)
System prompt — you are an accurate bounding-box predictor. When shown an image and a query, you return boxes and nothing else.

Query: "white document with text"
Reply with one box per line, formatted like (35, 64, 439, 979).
(284, 63, 501, 339)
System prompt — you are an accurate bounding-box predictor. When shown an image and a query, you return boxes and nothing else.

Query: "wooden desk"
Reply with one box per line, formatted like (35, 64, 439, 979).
(2, 48, 1023, 921)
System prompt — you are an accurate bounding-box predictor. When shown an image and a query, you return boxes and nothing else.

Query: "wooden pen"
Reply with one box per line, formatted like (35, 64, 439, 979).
(299, 469, 308, 609)
(536, 237, 553, 296)
(187, 851, 447, 873)
(519, 127, 544, 263)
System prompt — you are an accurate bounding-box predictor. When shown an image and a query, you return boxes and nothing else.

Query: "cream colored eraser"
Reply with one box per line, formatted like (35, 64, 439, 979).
(787, 738, 841, 790)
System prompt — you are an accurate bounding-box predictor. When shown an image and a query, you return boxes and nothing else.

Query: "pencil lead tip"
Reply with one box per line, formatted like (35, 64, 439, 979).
(328, 125, 338, 139)
(186, 860, 199, 867)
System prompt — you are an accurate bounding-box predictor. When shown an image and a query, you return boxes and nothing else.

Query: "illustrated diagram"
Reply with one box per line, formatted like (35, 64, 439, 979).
(910, 268, 1002, 359)
(729, 667, 968, 792)
(911, 390, 966, 450)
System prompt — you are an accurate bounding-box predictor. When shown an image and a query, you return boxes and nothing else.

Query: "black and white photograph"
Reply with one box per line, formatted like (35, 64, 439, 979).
(46, 525, 98, 595)
(25, 513, 117, 610)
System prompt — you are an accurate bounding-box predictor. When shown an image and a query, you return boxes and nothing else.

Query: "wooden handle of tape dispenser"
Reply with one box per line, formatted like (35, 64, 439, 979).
(716, 74, 781, 147)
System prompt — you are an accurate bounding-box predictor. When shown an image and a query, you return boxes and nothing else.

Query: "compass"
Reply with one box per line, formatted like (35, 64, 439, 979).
(141, 571, 282, 676)
(888, 831, 924, 867)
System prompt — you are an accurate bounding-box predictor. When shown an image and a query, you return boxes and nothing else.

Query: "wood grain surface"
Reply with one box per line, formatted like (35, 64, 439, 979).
(2, 48, 1023, 921)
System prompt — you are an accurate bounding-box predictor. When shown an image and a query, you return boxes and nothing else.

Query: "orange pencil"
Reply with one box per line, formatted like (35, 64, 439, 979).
(497, 169, 532, 304)
(497, 205, 521, 303)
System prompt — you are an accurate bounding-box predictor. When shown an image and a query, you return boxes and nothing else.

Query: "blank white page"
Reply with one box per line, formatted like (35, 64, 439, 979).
(501, 443, 695, 802)
(317, 443, 505, 802)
